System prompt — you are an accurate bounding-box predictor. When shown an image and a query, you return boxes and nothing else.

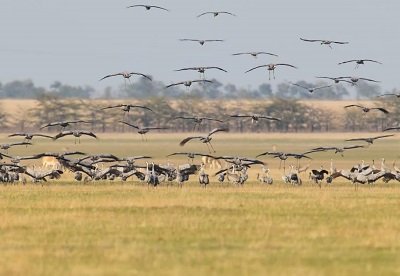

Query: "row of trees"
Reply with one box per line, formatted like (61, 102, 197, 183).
(4, 95, 398, 133)
(0, 77, 386, 100)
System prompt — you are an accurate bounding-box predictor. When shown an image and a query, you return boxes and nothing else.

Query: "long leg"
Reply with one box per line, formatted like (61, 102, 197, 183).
(205, 143, 212, 153)
(273, 69, 276, 79)
(208, 142, 216, 153)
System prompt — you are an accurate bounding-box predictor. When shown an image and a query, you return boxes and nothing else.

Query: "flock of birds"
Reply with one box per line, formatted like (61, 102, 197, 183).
(0, 4, 399, 188)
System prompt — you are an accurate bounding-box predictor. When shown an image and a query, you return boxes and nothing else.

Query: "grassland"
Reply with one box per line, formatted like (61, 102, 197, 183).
(0, 132, 399, 275)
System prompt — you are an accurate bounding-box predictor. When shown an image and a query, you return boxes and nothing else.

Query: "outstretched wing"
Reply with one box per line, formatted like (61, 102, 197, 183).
(204, 66, 228, 72)
(343, 145, 365, 150)
(345, 138, 367, 142)
(383, 126, 400, 131)
(8, 133, 26, 137)
(245, 65, 268, 73)
(338, 60, 357, 65)
(276, 63, 298, 69)
(208, 127, 229, 136)
(100, 104, 123, 110)
(165, 82, 184, 88)
(149, 5, 169, 11)
(99, 73, 123, 81)
(32, 133, 54, 139)
(119, 121, 139, 129)
(332, 41, 349, 44)
(363, 59, 382, 64)
(300, 38, 323, 42)
(197, 12, 213, 17)
(219, 11, 236, 16)
(314, 85, 333, 90)
(230, 114, 252, 119)
(127, 105, 154, 112)
(179, 136, 203, 146)
(258, 116, 281, 121)
(79, 131, 98, 139)
(142, 127, 169, 131)
(344, 104, 364, 109)
(370, 107, 389, 114)
(200, 117, 224, 123)
(40, 121, 62, 129)
(53, 131, 73, 140)
(9, 142, 32, 147)
(129, 72, 152, 81)
(290, 82, 307, 89)
(372, 134, 395, 140)
(359, 77, 380, 83)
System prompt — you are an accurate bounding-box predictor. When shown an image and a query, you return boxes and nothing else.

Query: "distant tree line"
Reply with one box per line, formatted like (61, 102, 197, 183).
(0, 77, 386, 100)
(4, 95, 398, 133)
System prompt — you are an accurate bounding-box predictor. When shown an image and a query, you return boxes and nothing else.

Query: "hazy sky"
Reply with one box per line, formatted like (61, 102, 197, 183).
(0, 0, 399, 93)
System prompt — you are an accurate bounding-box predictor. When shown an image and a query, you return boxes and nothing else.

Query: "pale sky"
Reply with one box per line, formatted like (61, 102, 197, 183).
(0, 0, 398, 93)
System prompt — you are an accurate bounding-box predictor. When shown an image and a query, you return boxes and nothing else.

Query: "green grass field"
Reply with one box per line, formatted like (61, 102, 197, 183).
(0, 133, 399, 275)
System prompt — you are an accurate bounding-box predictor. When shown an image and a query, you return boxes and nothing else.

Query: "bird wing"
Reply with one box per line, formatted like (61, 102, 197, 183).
(344, 138, 367, 142)
(200, 117, 224, 123)
(343, 145, 365, 150)
(99, 73, 123, 81)
(244, 65, 268, 73)
(230, 114, 252, 118)
(53, 131, 73, 140)
(129, 72, 152, 81)
(174, 68, 197, 72)
(314, 85, 333, 90)
(9, 142, 32, 147)
(359, 78, 380, 83)
(276, 63, 298, 69)
(149, 5, 169, 11)
(8, 133, 26, 137)
(316, 76, 335, 80)
(179, 136, 203, 146)
(100, 104, 123, 110)
(344, 104, 363, 109)
(165, 82, 184, 88)
(372, 134, 395, 140)
(142, 127, 169, 131)
(370, 107, 389, 114)
(119, 121, 139, 129)
(332, 41, 349, 44)
(40, 121, 62, 129)
(192, 79, 213, 84)
(126, 5, 146, 8)
(179, 39, 199, 42)
(290, 82, 307, 89)
(363, 59, 382, 64)
(258, 116, 281, 121)
(166, 152, 191, 157)
(127, 105, 154, 112)
(300, 38, 323, 42)
(208, 127, 229, 136)
(204, 39, 224, 42)
(197, 12, 213, 17)
(32, 134, 54, 139)
(338, 60, 357, 65)
(257, 52, 279, 57)
(383, 126, 400, 131)
(204, 67, 228, 72)
(378, 93, 398, 97)
(172, 116, 195, 120)
(79, 131, 98, 139)
(220, 12, 236, 16)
